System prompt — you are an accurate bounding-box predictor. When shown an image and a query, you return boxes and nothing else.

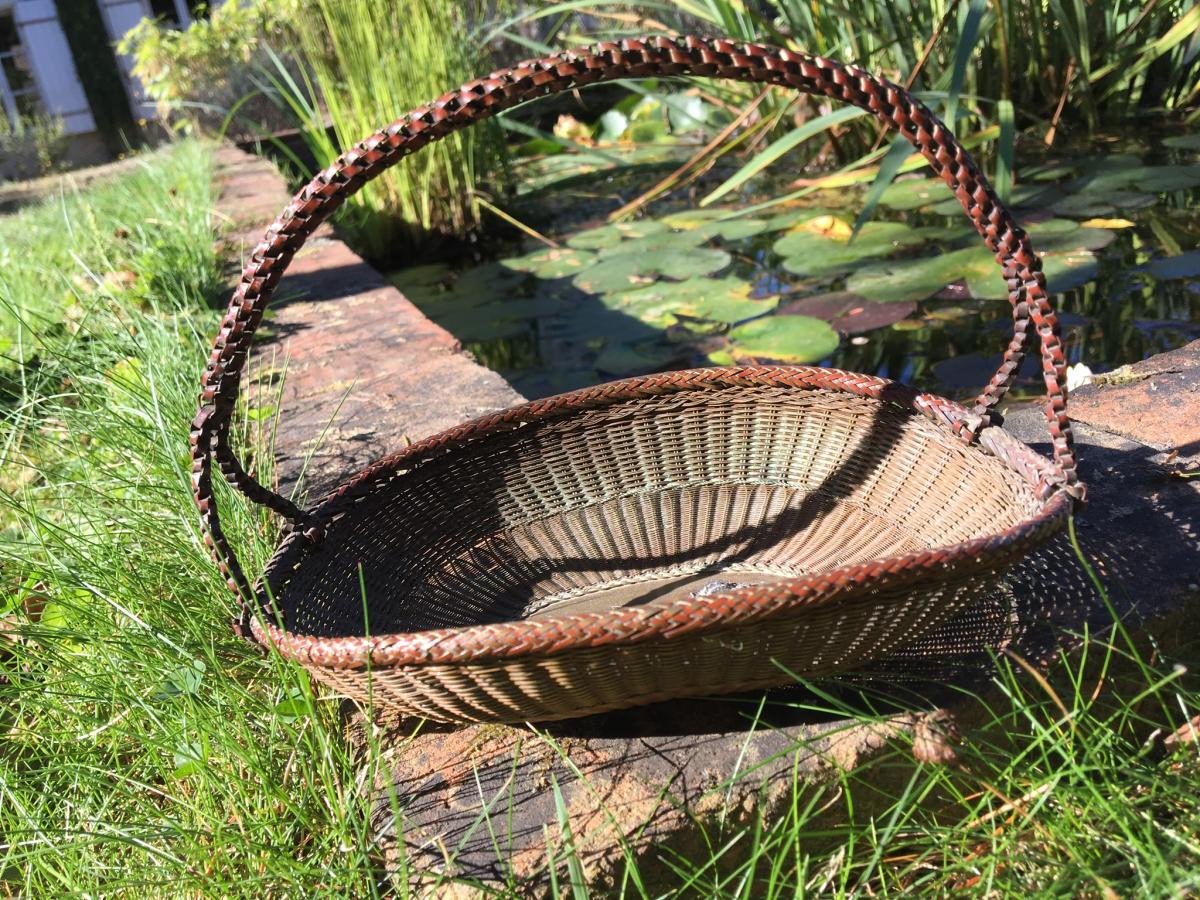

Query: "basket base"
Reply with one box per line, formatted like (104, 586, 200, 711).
(526, 568, 792, 619)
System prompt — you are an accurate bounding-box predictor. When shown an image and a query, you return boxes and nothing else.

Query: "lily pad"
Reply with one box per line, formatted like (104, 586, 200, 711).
(1147, 249, 1200, 280)
(614, 276, 777, 324)
(845, 248, 983, 303)
(659, 209, 725, 230)
(777, 291, 862, 320)
(878, 177, 955, 211)
(573, 247, 731, 294)
(1163, 133, 1200, 150)
(963, 250, 1099, 297)
(1050, 190, 1156, 218)
(454, 262, 527, 296)
(1068, 163, 1200, 195)
(775, 221, 931, 279)
(502, 246, 597, 279)
(762, 208, 837, 232)
(594, 341, 683, 376)
(832, 301, 917, 334)
(596, 229, 710, 259)
(566, 220, 669, 250)
(697, 218, 770, 241)
(727, 315, 839, 364)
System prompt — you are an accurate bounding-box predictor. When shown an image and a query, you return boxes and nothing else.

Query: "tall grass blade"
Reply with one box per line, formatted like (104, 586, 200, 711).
(700, 106, 867, 206)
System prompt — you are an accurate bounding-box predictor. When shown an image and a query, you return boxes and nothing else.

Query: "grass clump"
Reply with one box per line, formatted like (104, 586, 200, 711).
(272, 0, 510, 260)
(0, 141, 399, 894)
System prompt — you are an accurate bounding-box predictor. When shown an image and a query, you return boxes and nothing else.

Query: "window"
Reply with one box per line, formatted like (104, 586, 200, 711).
(0, 7, 41, 120)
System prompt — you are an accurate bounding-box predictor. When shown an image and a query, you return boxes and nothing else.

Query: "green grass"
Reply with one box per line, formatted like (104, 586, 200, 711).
(0, 138, 1198, 896)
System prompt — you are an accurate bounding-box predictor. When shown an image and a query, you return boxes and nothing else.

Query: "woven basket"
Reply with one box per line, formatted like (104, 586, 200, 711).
(193, 36, 1086, 724)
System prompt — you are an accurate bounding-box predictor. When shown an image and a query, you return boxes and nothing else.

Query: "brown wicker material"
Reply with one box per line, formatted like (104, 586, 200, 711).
(192, 36, 1085, 724)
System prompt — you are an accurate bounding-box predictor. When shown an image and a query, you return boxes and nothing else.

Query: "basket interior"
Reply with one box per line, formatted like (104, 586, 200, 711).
(265, 385, 1042, 639)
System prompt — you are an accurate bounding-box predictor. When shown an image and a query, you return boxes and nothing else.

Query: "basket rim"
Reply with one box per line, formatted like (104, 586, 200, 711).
(248, 365, 1072, 670)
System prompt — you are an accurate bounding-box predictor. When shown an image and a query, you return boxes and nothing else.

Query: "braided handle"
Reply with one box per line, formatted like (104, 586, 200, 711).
(192, 35, 1082, 602)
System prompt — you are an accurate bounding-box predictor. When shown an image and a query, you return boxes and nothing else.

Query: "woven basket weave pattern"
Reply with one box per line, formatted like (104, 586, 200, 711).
(193, 36, 1083, 724)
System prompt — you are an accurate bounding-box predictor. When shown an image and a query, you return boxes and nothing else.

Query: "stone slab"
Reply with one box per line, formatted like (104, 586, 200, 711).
(1068, 339, 1200, 453)
(210, 145, 523, 502)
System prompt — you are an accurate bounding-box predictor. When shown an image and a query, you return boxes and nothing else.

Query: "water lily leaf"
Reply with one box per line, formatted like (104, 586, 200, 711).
(1035, 226, 1116, 253)
(594, 341, 682, 376)
(762, 208, 837, 232)
(777, 291, 861, 320)
(596, 229, 710, 259)
(430, 298, 553, 342)
(573, 247, 731, 294)
(1025, 218, 1081, 236)
(929, 182, 1062, 217)
(1069, 163, 1200, 195)
(775, 221, 930, 278)
(390, 263, 451, 290)
(502, 246, 596, 279)
(878, 177, 956, 211)
(1025, 161, 1077, 181)
(1163, 133, 1200, 150)
(659, 209, 724, 230)
(727, 315, 839, 363)
(454, 262, 527, 296)
(566, 220, 668, 250)
(696, 217, 770, 240)
(1147, 249, 1200, 280)
(707, 348, 737, 365)
(612, 277, 777, 324)
(964, 250, 1099, 297)
(833, 301, 918, 333)
(1080, 217, 1135, 229)
(846, 249, 984, 303)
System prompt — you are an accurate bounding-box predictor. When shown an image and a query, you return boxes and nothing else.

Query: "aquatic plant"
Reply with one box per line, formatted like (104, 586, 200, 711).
(270, 0, 511, 260)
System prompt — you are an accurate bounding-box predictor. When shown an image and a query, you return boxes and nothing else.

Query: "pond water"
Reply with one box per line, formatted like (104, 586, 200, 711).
(387, 132, 1200, 405)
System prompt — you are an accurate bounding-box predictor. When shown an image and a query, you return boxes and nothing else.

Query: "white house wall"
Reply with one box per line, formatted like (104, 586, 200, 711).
(13, 0, 94, 133)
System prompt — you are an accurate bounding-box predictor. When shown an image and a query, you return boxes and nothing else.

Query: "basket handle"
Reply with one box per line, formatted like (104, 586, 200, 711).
(192, 35, 1082, 603)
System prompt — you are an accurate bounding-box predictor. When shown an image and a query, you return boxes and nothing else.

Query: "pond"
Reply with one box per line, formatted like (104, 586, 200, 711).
(386, 131, 1200, 405)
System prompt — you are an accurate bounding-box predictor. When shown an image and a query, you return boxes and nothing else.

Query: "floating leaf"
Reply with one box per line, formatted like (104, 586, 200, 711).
(707, 348, 737, 365)
(1147, 249, 1200, 280)
(566, 220, 668, 250)
(1068, 163, 1200, 195)
(614, 277, 777, 324)
(596, 229, 709, 260)
(846, 249, 984, 303)
(573, 247, 731, 294)
(659, 209, 724, 230)
(762, 208, 837, 232)
(594, 341, 682, 376)
(775, 222, 932, 279)
(502, 246, 596, 279)
(696, 218, 770, 241)
(1163, 133, 1200, 150)
(1080, 217, 1135, 229)
(878, 177, 956, 211)
(777, 291, 861, 320)
(727, 315, 839, 363)
(833, 301, 918, 333)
